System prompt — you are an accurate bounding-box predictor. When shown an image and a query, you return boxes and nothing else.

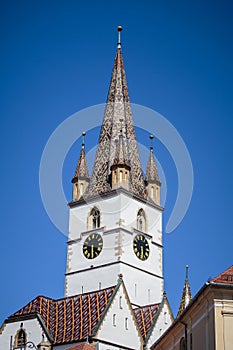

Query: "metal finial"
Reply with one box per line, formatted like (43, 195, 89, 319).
(82, 131, 86, 149)
(186, 265, 189, 280)
(117, 26, 123, 49)
(149, 134, 154, 150)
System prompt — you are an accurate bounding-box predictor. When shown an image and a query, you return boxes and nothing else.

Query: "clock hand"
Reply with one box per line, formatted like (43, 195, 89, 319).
(140, 246, 143, 259)
(91, 244, 94, 258)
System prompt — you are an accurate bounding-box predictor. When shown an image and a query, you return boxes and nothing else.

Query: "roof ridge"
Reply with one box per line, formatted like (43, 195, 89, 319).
(133, 302, 160, 311)
(210, 264, 233, 284)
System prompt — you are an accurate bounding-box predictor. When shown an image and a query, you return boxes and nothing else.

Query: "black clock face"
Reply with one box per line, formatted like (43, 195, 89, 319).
(133, 234, 150, 261)
(83, 233, 103, 259)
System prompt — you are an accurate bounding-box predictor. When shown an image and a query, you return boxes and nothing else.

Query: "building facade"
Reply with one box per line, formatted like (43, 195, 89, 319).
(152, 265, 233, 350)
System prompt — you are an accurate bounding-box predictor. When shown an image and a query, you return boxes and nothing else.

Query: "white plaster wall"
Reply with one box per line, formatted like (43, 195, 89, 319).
(147, 302, 173, 348)
(66, 191, 163, 306)
(68, 192, 162, 243)
(66, 227, 162, 276)
(97, 284, 142, 349)
(120, 264, 163, 306)
(66, 259, 163, 306)
(0, 318, 49, 350)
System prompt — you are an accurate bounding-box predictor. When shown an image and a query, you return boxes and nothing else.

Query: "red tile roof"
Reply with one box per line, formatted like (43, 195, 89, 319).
(210, 265, 233, 285)
(67, 343, 96, 350)
(10, 286, 115, 344)
(134, 303, 160, 339)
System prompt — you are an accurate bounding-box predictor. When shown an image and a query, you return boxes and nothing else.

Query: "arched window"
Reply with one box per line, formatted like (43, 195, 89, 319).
(80, 183, 84, 196)
(89, 208, 100, 229)
(137, 209, 146, 232)
(151, 186, 154, 197)
(15, 327, 26, 348)
(119, 170, 123, 182)
(180, 337, 185, 350)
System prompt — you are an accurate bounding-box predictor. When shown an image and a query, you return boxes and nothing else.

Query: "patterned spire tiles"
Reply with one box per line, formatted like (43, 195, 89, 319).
(72, 146, 89, 183)
(112, 130, 130, 168)
(86, 46, 146, 198)
(145, 147, 160, 185)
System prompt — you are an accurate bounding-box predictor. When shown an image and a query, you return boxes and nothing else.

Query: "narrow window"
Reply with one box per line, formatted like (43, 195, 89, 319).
(180, 337, 185, 350)
(113, 314, 116, 327)
(134, 283, 137, 298)
(164, 311, 168, 324)
(119, 170, 123, 182)
(151, 186, 154, 197)
(148, 289, 151, 303)
(137, 209, 146, 232)
(119, 296, 123, 309)
(190, 333, 193, 350)
(81, 286, 84, 294)
(80, 183, 84, 195)
(125, 317, 128, 330)
(99, 282, 101, 290)
(89, 208, 100, 229)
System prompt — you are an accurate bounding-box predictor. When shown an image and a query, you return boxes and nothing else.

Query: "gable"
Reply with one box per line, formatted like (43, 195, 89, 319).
(96, 283, 143, 349)
(146, 299, 173, 348)
(0, 317, 49, 350)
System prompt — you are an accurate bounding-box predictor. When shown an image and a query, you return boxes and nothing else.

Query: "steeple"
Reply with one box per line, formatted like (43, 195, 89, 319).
(86, 26, 146, 198)
(110, 120, 131, 190)
(145, 135, 161, 204)
(72, 132, 90, 201)
(177, 265, 192, 317)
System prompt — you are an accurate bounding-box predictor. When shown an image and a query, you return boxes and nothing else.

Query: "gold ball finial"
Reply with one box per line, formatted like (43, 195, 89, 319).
(82, 131, 86, 136)
(150, 134, 154, 140)
(117, 25, 123, 32)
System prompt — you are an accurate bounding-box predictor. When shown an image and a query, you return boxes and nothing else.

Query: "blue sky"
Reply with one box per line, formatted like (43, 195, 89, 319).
(1, 0, 233, 324)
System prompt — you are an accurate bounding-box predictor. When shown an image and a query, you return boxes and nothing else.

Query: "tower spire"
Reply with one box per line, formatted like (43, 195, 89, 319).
(72, 132, 90, 201)
(177, 265, 192, 317)
(145, 135, 161, 204)
(86, 27, 146, 198)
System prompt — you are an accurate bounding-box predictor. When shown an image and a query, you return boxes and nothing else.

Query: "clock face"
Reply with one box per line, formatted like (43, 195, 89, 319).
(83, 233, 103, 259)
(133, 234, 150, 261)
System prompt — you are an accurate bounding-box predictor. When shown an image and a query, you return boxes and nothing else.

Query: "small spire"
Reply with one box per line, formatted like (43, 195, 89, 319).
(72, 133, 89, 182)
(177, 265, 192, 317)
(117, 25, 123, 49)
(145, 135, 161, 184)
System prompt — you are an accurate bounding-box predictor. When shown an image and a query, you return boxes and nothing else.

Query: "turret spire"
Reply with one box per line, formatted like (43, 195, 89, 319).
(145, 135, 161, 204)
(72, 132, 90, 201)
(86, 27, 146, 198)
(177, 265, 192, 317)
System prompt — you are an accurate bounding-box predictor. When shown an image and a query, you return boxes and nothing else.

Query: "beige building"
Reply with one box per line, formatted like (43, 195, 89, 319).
(152, 265, 233, 350)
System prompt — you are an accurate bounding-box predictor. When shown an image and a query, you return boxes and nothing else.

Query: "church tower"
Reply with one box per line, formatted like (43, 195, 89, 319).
(65, 27, 164, 307)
